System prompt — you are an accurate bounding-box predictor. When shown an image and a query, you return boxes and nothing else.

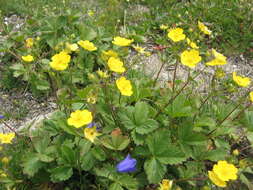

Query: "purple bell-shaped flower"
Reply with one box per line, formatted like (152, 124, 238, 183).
(116, 154, 137, 173)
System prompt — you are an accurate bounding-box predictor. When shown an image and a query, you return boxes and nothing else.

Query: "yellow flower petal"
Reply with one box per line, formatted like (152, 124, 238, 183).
(0, 133, 15, 144)
(112, 36, 134, 46)
(208, 171, 227, 188)
(67, 110, 93, 128)
(213, 160, 238, 182)
(84, 126, 100, 142)
(180, 49, 201, 68)
(78, 40, 97, 51)
(49, 51, 71, 71)
(167, 28, 186, 42)
(116, 77, 133, 96)
(232, 72, 251, 87)
(107, 57, 126, 73)
(22, 55, 34, 62)
(198, 21, 212, 35)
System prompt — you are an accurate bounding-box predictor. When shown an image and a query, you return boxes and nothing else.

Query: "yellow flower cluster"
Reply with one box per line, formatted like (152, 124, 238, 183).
(159, 179, 173, 190)
(206, 49, 227, 66)
(107, 57, 126, 73)
(112, 36, 134, 46)
(198, 21, 212, 35)
(0, 133, 15, 144)
(49, 51, 71, 71)
(232, 72, 251, 87)
(208, 160, 238, 188)
(180, 49, 202, 68)
(67, 110, 93, 128)
(78, 40, 97, 51)
(116, 77, 133, 96)
(167, 28, 186, 42)
(22, 55, 34, 62)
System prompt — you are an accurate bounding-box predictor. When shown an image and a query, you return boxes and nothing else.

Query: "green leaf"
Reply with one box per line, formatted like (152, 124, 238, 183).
(134, 102, 149, 125)
(165, 95, 193, 118)
(81, 152, 95, 171)
(118, 107, 136, 130)
(101, 134, 130, 151)
(22, 153, 44, 177)
(60, 145, 76, 165)
(91, 146, 106, 161)
(146, 129, 171, 156)
(178, 125, 206, 145)
(135, 119, 159, 135)
(78, 138, 92, 156)
(50, 166, 73, 182)
(194, 117, 216, 128)
(37, 154, 54, 163)
(131, 130, 145, 145)
(144, 157, 166, 184)
(241, 111, 253, 131)
(79, 25, 97, 40)
(33, 136, 50, 154)
(109, 183, 124, 190)
(10, 64, 25, 77)
(35, 79, 50, 91)
(157, 145, 187, 165)
(118, 174, 139, 190)
(204, 148, 227, 161)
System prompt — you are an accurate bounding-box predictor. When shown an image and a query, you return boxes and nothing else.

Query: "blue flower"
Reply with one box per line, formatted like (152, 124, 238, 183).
(87, 122, 96, 128)
(116, 154, 137, 173)
(0, 115, 4, 119)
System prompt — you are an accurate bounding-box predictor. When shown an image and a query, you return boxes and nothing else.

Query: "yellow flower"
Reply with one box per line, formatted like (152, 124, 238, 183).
(250, 92, 253, 102)
(0, 133, 15, 144)
(107, 57, 126, 73)
(21, 55, 34, 62)
(133, 45, 146, 54)
(186, 38, 199, 49)
(198, 21, 212, 35)
(84, 126, 100, 142)
(206, 49, 227, 66)
(159, 179, 173, 190)
(1, 157, 9, 164)
(78, 40, 97, 51)
(25, 38, 34, 48)
(233, 72, 251, 87)
(167, 28, 186, 42)
(160, 24, 169, 30)
(64, 42, 79, 53)
(67, 110, 93, 128)
(87, 94, 97, 104)
(208, 171, 227, 188)
(97, 69, 109, 78)
(88, 10, 95, 16)
(232, 149, 239, 156)
(116, 77, 133, 96)
(101, 50, 118, 61)
(112, 36, 134, 46)
(0, 170, 7, 178)
(180, 49, 202, 68)
(49, 51, 71, 71)
(213, 161, 238, 181)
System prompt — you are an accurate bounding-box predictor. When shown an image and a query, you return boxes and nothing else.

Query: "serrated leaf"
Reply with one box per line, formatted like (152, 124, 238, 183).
(91, 146, 106, 161)
(50, 166, 73, 182)
(194, 117, 216, 128)
(118, 174, 138, 190)
(101, 134, 130, 151)
(118, 107, 136, 130)
(81, 152, 95, 171)
(135, 119, 158, 135)
(109, 183, 124, 190)
(204, 148, 227, 161)
(22, 153, 44, 177)
(144, 157, 166, 184)
(38, 154, 54, 163)
(131, 130, 145, 145)
(157, 145, 187, 165)
(134, 102, 149, 125)
(60, 145, 76, 165)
